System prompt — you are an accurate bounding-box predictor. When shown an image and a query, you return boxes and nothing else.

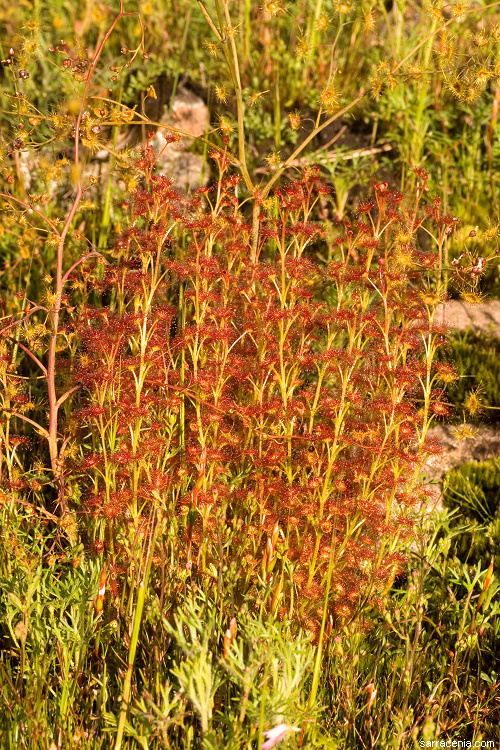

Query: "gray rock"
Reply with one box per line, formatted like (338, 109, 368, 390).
(417, 300, 500, 517)
(149, 85, 210, 192)
(423, 424, 500, 483)
(436, 299, 500, 336)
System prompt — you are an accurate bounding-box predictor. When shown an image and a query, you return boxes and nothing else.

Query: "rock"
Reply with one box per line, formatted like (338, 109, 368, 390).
(20, 85, 211, 206)
(154, 149, 208, 193)
(420, 423, 500, 515)
(436, 299, 500, 337)
(419, 300, 500, 515)
(149, 85, 210, 193)
(170, 86, 209, 143)
(423, 424, 500, 483)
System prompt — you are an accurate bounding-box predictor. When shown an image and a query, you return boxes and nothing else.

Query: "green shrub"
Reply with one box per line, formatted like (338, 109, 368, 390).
(440, 331, 500, 423)
(442, 459, 500, 576)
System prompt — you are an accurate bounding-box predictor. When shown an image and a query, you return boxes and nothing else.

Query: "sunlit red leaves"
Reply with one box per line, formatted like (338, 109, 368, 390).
(58, 169, 449, 633)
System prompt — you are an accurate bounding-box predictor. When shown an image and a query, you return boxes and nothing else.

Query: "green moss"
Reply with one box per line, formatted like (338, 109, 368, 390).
(441, 331, 500, 424)
(442, 459, 500, 576)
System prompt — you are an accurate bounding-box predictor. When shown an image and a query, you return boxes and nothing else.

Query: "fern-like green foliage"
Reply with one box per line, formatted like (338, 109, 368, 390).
(440, 331, 500, 423)
(442, 459, 500, 576)
(157, 594, 329, 746)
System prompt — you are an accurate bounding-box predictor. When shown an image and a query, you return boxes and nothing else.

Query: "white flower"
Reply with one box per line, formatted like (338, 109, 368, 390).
(261, 723, 301, 750)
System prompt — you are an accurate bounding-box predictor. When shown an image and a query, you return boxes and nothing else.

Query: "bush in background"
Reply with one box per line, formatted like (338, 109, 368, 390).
(442, 458, 500, 577)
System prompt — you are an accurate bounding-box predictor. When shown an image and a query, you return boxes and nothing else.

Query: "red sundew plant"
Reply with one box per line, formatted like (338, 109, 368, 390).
(57, 154, 455, 636)
(2, 0, 494, 650)
(2, 4, 500, 744)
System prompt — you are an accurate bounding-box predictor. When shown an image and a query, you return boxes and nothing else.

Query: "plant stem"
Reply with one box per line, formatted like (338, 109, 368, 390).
(115, 521, 157, 749)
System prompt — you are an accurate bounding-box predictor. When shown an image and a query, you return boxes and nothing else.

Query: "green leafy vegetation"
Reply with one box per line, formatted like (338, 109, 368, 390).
(441, 331, 500, 423)
(1, 0, 500, 746)
(443, 458, 500, 577)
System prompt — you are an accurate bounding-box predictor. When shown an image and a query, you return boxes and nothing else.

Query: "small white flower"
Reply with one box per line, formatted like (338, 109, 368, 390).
(261, 723, 300, 750)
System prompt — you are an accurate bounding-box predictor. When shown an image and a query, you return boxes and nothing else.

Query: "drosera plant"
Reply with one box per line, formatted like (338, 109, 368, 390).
(1, 0, 488, 598)
(1, 0, 498, 509)
(61, 147, 478, 647)
(2, 146, 474, 742)
(438, 330, 500, 425)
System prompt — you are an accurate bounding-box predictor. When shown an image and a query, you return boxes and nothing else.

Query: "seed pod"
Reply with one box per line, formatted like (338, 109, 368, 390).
(476, 557, 494, 613)
(271, 522, 280, 549)
(289, 111, 301, 130)
(366, 682, 377, 711)
(223, 617, 237, 657)
(95, 565, 106, 613)
(261, 550, 267, 579)
(271, 575, 282, 613)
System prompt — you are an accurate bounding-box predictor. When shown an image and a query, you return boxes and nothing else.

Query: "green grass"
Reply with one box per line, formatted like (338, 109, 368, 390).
(440, 331, 500, 424)
(1, 502, 499, 747)
(1, 0, 500, 747)
(442, 458, 500, 577)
